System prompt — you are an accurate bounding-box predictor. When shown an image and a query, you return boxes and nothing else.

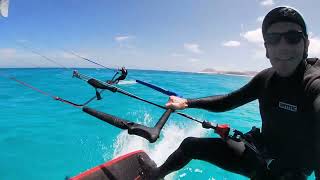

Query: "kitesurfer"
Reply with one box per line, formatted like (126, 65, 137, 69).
(108, 67, 128, 84)
(139, 6, 320, 180)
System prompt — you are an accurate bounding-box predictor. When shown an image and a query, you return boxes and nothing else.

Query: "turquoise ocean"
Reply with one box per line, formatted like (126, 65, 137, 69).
(0, 68, 316, 180)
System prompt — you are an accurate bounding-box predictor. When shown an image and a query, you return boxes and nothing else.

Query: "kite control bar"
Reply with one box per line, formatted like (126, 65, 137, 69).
(83, 107, 173, 143)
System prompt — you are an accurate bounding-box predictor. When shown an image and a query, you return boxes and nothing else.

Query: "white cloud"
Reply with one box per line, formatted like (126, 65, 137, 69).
(252, 48, 266, 60)
(241, 28, 264, 44)
(184, 43, 203, 54)
(240, 28, 267, 63)
(188, 58, 200, 62)
(260, 0, 274, 6)
(57, 51, 83, 59)
(309, 32, 315, 37)
(16, 39, 29, 43)
(0, 48, 43, 67)
(0, 48, 17, 58)
(309, 37, 320, 57)
(222, 41, 241, 47)
(257, 16, 264, 22)
(114, 35, 132, 42)
(171, 53, 185, 57)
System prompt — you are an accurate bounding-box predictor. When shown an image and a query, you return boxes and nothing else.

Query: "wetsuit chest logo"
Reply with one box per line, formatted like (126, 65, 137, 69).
(278, 101, 297, 112)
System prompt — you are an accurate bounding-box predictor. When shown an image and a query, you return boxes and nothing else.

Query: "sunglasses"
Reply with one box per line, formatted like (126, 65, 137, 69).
(265, 30, 305, 45)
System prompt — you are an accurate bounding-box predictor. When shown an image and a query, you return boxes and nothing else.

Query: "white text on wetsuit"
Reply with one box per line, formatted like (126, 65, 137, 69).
(278, 102, 297, 112)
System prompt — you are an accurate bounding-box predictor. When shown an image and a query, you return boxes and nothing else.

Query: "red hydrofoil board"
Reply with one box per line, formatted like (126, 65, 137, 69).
(70, 150, 154, 180)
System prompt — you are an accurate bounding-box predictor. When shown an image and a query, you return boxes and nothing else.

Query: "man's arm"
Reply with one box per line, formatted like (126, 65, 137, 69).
(187, 72, 263, 112)
(312, 79, 320, 169)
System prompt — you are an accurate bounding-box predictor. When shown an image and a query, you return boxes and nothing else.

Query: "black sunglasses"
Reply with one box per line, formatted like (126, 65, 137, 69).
(265, 30, 305, 45)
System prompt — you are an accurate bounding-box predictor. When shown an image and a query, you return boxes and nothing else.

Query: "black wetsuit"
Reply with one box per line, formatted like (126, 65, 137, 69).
(113, 68, 128, 83)
(158, 58, 320, 179)
(109, 68, 128, 84)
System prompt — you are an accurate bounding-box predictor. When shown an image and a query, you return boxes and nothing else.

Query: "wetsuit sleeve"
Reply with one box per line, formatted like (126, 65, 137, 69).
(311, 80, 320, 169)
(187, 73, 263, 112)
(305, 63, 320, 111)
(312, 80, 320, 112)
(313, 86, 320, 169)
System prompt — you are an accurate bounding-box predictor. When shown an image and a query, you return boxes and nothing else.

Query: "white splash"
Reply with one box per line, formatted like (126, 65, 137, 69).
(179, 173, 187, 177)
(118, 80, 137, 85)
(109, 112, 208, 179)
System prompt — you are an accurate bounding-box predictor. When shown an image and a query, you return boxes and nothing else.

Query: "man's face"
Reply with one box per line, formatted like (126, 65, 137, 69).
(264, 22, 309, 77)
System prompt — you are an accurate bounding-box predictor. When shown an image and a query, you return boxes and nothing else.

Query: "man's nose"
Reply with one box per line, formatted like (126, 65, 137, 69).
(278, 36, 289, 45)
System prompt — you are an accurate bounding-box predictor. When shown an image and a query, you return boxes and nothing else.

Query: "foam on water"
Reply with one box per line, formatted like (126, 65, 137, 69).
(110, 112, 207, 179)
(118, 80, 137, 85)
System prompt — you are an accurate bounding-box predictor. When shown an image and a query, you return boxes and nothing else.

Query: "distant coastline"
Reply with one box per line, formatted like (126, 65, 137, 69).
(199, 68, 258, 77)
(0, 67, 259, 77)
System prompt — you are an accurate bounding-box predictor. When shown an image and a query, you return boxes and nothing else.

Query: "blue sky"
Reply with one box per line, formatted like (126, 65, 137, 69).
(0, 0, 319, 72)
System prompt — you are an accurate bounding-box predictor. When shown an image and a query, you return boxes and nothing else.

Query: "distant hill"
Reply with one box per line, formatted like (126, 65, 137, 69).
(200, 68, 258, 77)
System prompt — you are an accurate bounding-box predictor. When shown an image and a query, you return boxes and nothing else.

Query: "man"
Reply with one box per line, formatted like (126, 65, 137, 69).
(139, 6, 320, 180)
(108, 67, 128, 84)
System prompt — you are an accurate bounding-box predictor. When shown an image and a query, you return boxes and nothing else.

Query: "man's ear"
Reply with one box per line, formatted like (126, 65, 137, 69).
(305, 39, 310, 55)
(302, 39, 310, 58)
(264, 42, 269, 58)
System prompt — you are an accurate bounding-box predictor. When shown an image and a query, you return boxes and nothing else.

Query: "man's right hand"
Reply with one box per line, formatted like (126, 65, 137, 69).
(165, 96, 188, 110)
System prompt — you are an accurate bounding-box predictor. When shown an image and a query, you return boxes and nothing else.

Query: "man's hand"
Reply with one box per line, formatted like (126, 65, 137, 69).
(165, 96, 188, 110)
